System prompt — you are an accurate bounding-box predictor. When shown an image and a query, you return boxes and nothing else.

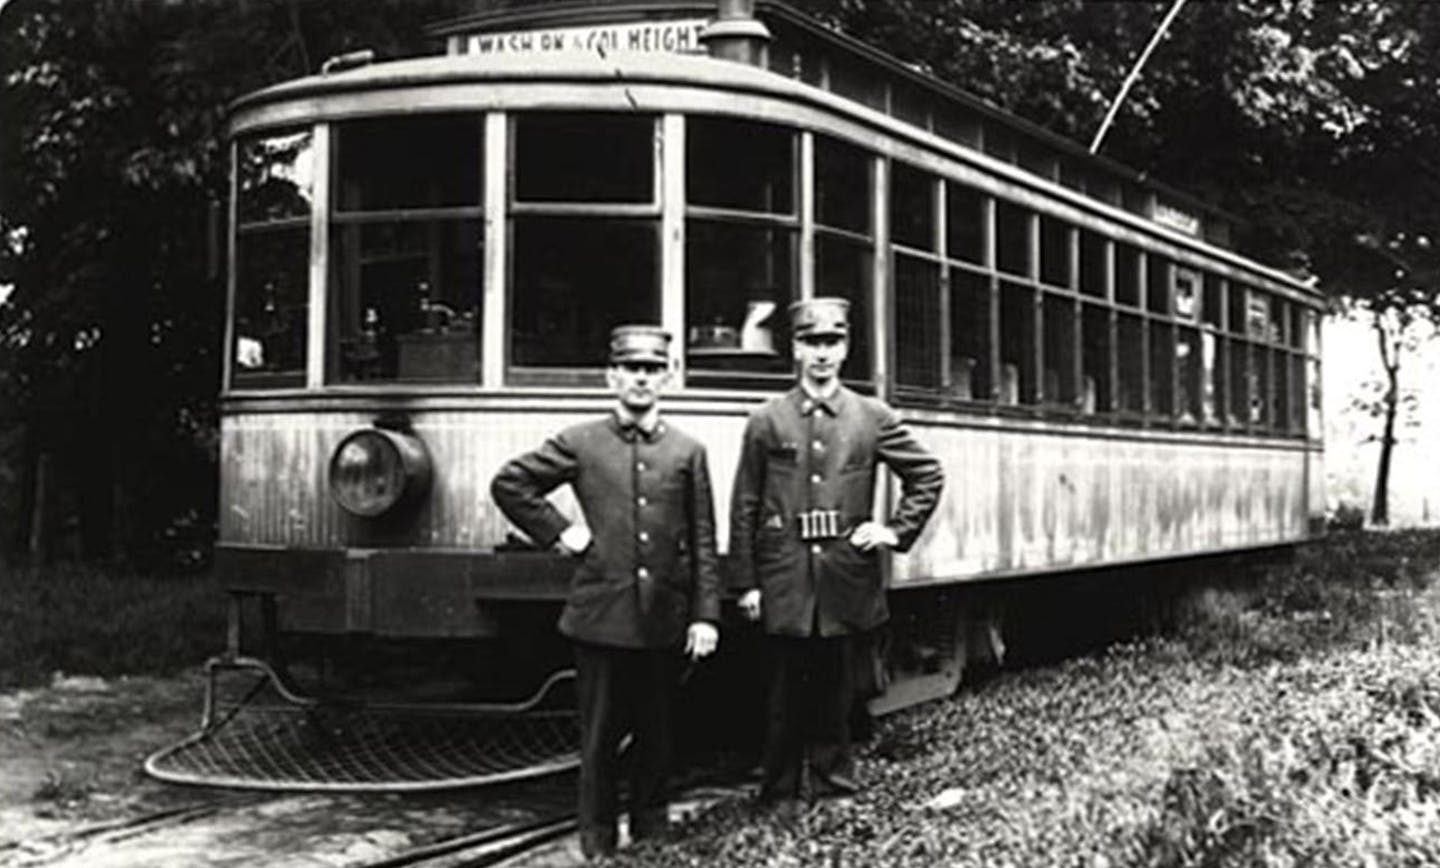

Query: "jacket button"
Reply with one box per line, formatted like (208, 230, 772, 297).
(810, 474, 822, 484)
(813, 440, 824, 450)
(637, 496, 648, 506)
(638, 531, 650, 543)
(637, 566, 650, 579)
(636, 461, 646, 471)
(810, 544, 822, 555)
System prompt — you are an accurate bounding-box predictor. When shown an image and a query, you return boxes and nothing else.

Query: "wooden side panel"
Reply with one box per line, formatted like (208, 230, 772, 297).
(220, 407, 1311, 581)
(219, 408, 750, 550)
(896, 423, 1310, 584)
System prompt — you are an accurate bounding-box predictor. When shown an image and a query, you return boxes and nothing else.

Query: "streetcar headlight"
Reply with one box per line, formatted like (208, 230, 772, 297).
(328, 428, 432, 517)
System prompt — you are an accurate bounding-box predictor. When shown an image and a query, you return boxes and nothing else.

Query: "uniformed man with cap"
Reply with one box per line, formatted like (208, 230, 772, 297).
(730, 297, 944, 803)
(491, 325, 721, 858)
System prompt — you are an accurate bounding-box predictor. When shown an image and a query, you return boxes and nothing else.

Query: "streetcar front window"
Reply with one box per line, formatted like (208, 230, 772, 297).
(814, 135, 873, 382)
(685, 117, 796, 383)
(330, 115, 484, 384)
(511, 217, 659, 370)
(232, 129, 313, 388)
(509, 113, 659, 379)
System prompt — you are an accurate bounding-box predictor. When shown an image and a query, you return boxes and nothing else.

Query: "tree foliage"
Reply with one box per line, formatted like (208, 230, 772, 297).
(797, 0, 1440, 524)
(3, 0, 1440, 559)
(0, 0, 465, 565)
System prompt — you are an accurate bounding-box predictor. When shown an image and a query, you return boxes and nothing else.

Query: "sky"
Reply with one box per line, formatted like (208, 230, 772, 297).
(1325, 311, 1440, 526)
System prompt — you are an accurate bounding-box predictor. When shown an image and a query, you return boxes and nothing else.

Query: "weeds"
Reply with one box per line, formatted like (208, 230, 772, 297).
(0, 560, 225, 688)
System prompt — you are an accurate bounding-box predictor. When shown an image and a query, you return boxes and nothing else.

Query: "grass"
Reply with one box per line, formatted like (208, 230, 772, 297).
(618, 528, 1440, 867)
(0, 560, 227, 689)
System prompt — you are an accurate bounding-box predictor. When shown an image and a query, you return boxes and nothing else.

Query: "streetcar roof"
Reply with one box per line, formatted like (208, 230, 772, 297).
(229, 51, 1318, 300)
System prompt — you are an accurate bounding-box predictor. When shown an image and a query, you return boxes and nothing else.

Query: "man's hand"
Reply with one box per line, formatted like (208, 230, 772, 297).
(557, 524, 592, 555)
(738, 589, 762, 622)
(685, 622, 719, 660)
(849, 521, 899, 552)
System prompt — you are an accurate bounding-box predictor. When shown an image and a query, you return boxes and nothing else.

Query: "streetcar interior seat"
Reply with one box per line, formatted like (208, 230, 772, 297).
(999, 364, 1020, 405)
(948, 355, 976, 401)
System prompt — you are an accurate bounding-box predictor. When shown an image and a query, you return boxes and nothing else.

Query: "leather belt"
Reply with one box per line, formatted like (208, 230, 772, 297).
(798, 509, 842, 540)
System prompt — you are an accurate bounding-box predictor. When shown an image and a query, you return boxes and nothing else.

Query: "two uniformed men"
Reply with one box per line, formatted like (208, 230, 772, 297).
(730, 297, 944, 803)
(491, 325, 721, 859)
(491, 298, 943, 853)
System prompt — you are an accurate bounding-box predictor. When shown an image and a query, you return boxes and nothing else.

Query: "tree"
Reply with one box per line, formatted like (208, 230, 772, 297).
(798, 0, 1440, 524)
(0, 0, 465, 566)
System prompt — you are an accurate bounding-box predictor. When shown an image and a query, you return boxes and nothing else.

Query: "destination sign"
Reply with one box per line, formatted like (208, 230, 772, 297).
(1152, 200, 1202, 236)
(463, 19, 709, 57)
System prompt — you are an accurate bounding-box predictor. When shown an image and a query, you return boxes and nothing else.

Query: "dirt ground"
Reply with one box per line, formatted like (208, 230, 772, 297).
(0, 671, 581, 867)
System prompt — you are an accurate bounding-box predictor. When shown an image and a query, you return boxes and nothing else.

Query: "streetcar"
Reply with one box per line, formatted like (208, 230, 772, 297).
(217, 0, 1324, 721)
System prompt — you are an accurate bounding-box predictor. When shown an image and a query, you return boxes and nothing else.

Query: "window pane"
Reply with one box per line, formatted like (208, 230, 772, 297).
(996, 201, 1030, 277)
(329, 219, 482, 383)
(1039, 216, 1071, 289)
(945, 182, 985, 265)
(511, 217, 657, 368)
(999, 281, 1036, 404)
(816, 232, 873, 381)
(895, 254, 941, 389)
(1116, 243, 1142, 307)
(514, 113, 654, 203)
(815, 136, 871, 234)
(890, 162, 935, 251)
(1229, 340, 1250, 425)
(685, 220, 795, 378)
(233, 228, 309, 386)
(1150, 321, 1173, 418)
(1177, 327, 1202, 423)
(1080, 231, 1107, 298)
(1203, 333, 1223, 426)
(1229, 282, 1249, 336)
(688, 117, 794, 214)
(1270, 299, 1288, 346)
(1250, 345, 1270, 426)
(335, 115, 482, 212)
(1146, 254, 1169, 313)
(1272, 348, 1289, 431)
(950, 269, 992, 401)
(1081, 303, 1110, 413)
(1117, 313, 1144, 414)
(238, 130, 313, 224)
(1042, 294, 1076, 406)
(1174, 267, 1199, 320)
(1202, 273, 1224, 328)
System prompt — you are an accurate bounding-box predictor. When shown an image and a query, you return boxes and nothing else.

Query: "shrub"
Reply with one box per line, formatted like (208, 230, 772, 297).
(0, 561, 226, 688)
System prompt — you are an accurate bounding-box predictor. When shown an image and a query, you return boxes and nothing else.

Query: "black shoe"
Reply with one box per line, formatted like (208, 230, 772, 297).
(629, 808, 669, 842)
(755, 783, 800, 809)
(580, 829, 618, 859)
(812, 772, 862, 798)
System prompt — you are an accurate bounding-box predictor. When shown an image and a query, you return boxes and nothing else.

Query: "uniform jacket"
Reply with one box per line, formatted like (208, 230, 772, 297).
(491, 415, 721, 649)
(729, 386, 944, 637)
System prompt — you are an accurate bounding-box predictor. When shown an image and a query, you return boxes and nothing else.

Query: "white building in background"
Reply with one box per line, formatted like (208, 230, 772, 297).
(1325, 310, 1440, 526)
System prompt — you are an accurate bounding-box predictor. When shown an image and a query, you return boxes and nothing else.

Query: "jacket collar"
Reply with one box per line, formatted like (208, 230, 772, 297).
(788, 384, 848, 417)
(609, 409, 666, 443)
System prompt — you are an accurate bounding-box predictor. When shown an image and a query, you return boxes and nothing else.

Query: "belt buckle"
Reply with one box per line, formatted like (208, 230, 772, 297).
(798, 510, 841, 541)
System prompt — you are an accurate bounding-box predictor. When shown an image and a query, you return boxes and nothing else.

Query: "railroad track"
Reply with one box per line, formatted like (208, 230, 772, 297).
(0, 794, 271, 867)
(0, 780, 748, 868)
(355, 812, 579, 868)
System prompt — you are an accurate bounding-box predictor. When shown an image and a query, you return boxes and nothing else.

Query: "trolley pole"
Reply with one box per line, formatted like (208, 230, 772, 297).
(1088, 0, 1191, 155)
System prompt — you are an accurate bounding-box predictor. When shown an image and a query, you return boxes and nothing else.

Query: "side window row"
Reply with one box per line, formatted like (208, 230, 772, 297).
(891, 162, 1319, 436)
(227, 113, 1319, 440)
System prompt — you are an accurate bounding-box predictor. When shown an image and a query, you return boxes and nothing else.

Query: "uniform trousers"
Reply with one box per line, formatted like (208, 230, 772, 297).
(573, 640, 675, 858)
(759, 633, 854, 799)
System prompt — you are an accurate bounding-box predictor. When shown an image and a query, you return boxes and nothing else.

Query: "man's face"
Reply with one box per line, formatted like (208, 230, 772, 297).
(607, 360, 670, 411)
(793, 333, 848, 384)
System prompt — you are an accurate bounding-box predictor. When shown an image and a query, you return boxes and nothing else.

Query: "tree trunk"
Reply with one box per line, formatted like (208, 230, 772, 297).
(1370, 323, 1401, 527)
